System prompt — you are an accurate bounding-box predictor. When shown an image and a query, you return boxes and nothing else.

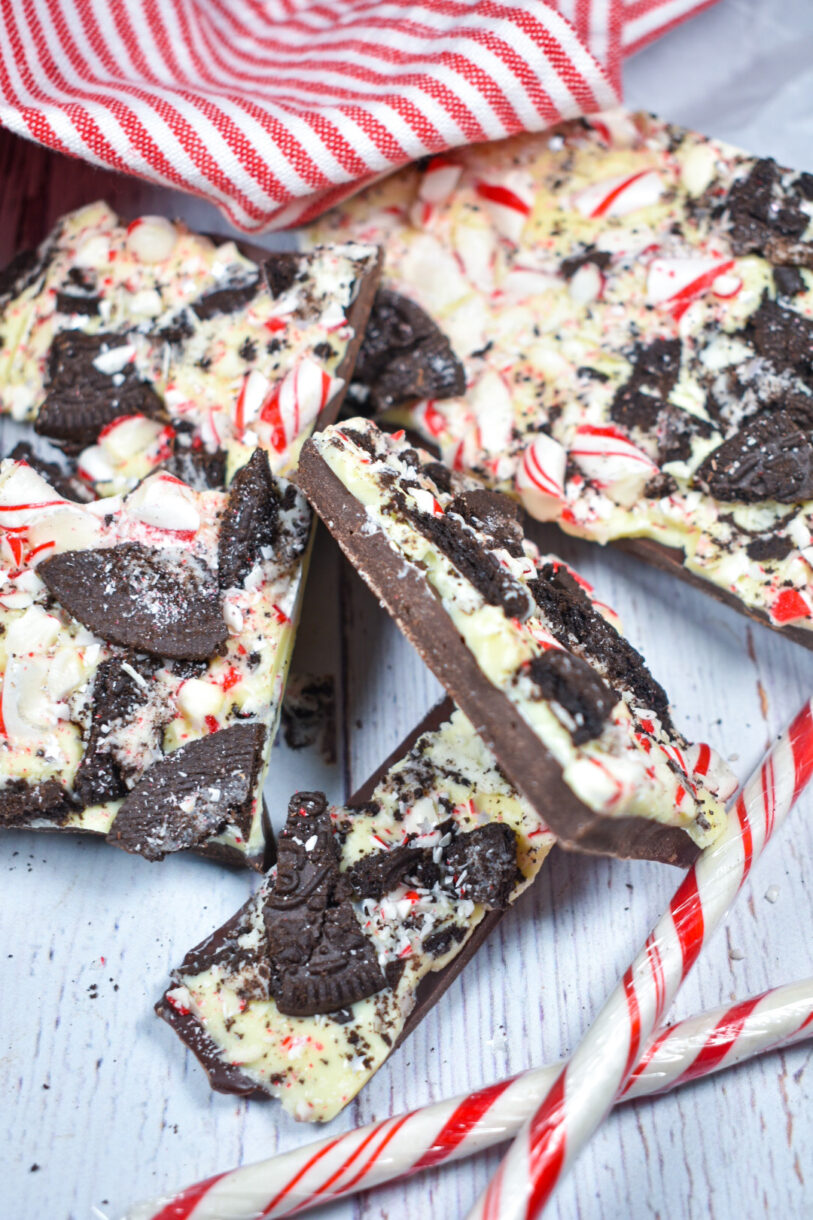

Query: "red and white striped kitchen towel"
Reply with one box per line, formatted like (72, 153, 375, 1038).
(0, 0, 719, 232)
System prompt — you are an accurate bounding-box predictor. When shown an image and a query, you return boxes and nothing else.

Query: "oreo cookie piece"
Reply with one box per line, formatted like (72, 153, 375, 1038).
(39, 542, 228, 660)
(264, 793, 386, 1017)
(352, 288, 465, 411)
(727, 158, 811, 260)
(6, 441, 94, 503)
(107, 723, 267, 859)
(528, 562, 671, 727)
(163, 444, 228, 491)
(0, 779, 77, 826)
(191, 275, 261, 320)
(262, 253, 302, 299)
(218, 449, 282, 588)
(35, 330, 165, 448)
(695, 411, 813, 504)
(397, 489, 532, 620)
(344, 842, 416, 899)
(527, 648, 617, 745)
(443, 823, 519, 908)
(743, 297, 813, 379)
(73, 655, 154, 806)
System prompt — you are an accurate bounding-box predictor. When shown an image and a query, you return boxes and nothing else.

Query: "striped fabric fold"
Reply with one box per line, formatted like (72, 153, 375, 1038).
(0, 0, 718, 232)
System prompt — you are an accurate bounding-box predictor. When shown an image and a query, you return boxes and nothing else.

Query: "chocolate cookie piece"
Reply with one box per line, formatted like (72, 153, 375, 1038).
(449, 488, 525, 556)
(397, 490, 531, 620)
(344, 843, 416, 899)
(527, 648, 617, 745)
(746, 534, 794, 562)
(726, 158, 811, 260)
(218, 449, 283, 588)
(73, 655, 153, 806)
(262, 253, 302, 299)
(6, 441, 94, 503)
(264, 793, 386, 1017)
(39, 542, 227, 660)
(0, 779, 77, 826)
(774, 266, 806, 298)
(107, 723, 267, 859)
(163, 444, 228, 491)
(695, 411, 813, 504)
(528, 563, 672, 727)
(443, 823, 518, 908)
(0, 244, 53, 304)
(744, 298, 813, 379)
(55, 267, 101, 316)
(35, 330, 165, 448)
(190, 275, 261, 320)
(352, 288, 465, 411)
(610, 339, 707, 463)
(559, 246, 611, 280)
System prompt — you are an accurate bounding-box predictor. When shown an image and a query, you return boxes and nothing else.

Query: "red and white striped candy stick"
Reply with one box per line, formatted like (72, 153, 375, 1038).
(123, 976, 813, 1220)
(469, 698, 813, 1220)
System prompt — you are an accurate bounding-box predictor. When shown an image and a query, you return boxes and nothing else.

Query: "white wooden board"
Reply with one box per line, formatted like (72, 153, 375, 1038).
(2, 1, 813, 1215)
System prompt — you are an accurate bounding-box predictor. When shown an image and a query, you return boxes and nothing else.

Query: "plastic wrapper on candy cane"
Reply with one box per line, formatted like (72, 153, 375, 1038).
(469, 698, 813, 1220)
(121, 976, 813, 1220)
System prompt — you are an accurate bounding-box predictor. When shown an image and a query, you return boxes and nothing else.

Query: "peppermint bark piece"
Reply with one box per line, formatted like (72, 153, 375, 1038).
(157, 701, 555, 1122)
(0, 201, 380, 493)
(305, 113, 813, 644)
(296, 419, 735, 866)
(0, 449, 310, 867)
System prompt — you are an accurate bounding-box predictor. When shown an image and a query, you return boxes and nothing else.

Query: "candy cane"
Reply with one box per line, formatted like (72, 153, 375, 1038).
(469, 698, 813, 1220)
(122, 976, 813, 1220)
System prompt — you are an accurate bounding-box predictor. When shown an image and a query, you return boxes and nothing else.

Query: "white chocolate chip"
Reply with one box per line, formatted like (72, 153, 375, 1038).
(177, 678, 224, 727)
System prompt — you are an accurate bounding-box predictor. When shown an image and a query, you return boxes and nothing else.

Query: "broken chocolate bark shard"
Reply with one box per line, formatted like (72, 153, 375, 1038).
(39, 542, 228, 661)
(695, 411, 813, 504)
(352, 288, 465, 411)
(527, 648, 617, 745)
(264, 792, 386, 1017)
(73, 655, 153, 806)
(218, 449, 281, 589)
(107, 723, 266, 860)
(443, 823, 518, 908)
(0, 779, 77, 826)
(35, 330, 165, 448)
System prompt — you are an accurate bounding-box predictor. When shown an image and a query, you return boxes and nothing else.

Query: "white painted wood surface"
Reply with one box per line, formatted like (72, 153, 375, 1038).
(2, 2, 813, 1215)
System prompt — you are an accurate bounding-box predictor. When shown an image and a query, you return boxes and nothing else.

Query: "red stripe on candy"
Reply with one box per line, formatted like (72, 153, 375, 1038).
(622, 966, 642, 1078)
(524, 1071, 569, 1218)
(790, 701, 813, 804)
(412, 1076, 516, 1171)
(671, 996, 763, 1087)
(669, 868, 705, 974)
(148, 1172, 228, 1220)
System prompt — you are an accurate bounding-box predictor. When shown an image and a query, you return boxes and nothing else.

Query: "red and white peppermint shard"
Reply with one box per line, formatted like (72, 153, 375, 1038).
(569, 424, 657, 507)
(572, 169, 663, 218)
(418, 156, 462, 205)
(470, 698, 813, 1220)
(255, 360, 341, 457)
(647, 256, 740, 319)
(475, 172, 534, 243)
(516, 433, 567, 522)
(122, 977, 813, 1220)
